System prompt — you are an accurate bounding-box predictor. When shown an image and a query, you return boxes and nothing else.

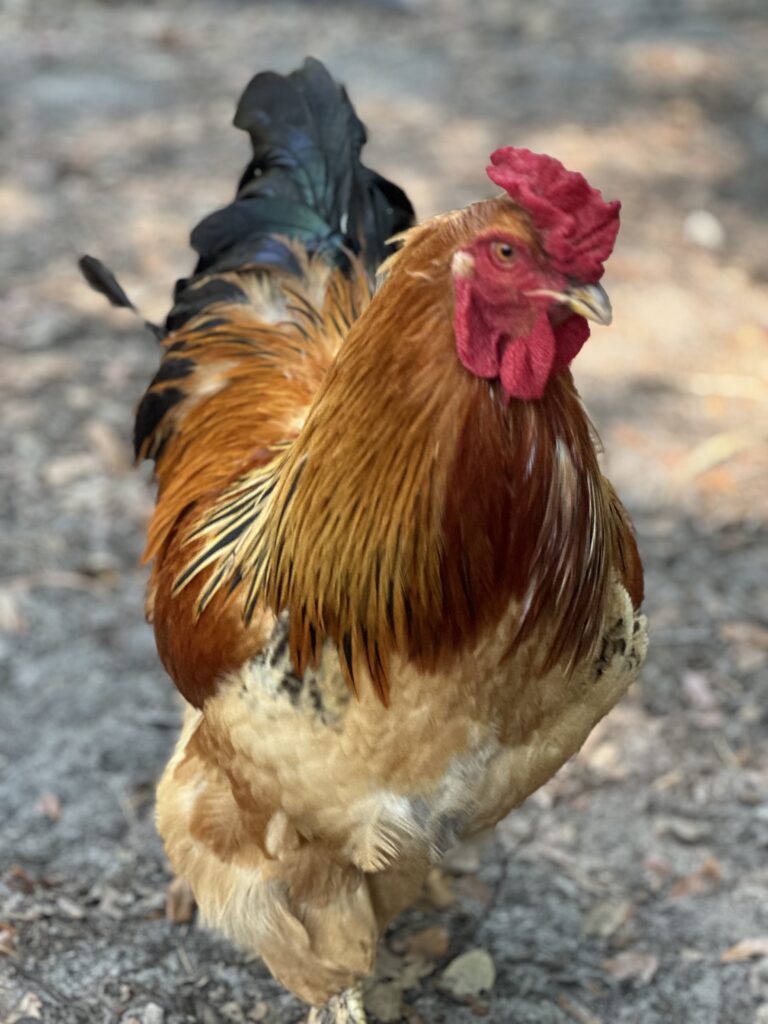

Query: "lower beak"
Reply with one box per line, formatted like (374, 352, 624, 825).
(526, 282, 613, 326)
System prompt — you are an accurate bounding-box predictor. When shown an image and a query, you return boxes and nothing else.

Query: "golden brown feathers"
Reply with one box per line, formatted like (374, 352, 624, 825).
(175, 200, 642, 703)
(139, 251, 371, 706)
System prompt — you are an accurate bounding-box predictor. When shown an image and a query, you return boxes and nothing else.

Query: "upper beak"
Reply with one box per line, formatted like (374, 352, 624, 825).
(526, 281, 613, 326)
(563, 282, 613, 326)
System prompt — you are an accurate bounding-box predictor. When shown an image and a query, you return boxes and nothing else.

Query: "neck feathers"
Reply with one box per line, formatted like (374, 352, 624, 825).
(177, 215, 617, 701)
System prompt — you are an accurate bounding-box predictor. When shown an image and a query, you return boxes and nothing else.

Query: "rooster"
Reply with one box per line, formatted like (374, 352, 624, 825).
(81, 58, 647, 1024)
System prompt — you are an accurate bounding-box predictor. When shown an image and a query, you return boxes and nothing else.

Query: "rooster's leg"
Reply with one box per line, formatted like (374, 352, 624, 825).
(307, 985, 367, 1024)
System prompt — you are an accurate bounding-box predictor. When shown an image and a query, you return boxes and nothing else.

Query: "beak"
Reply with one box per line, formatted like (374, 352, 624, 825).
(563, 282, 613, 325)
(526, 281, 613, 326)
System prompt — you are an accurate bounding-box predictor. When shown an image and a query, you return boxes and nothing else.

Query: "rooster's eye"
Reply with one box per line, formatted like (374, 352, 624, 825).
(491, 241, 516, 265)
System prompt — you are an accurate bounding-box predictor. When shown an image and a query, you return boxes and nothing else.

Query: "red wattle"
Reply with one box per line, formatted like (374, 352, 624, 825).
(499, 311, 556, 401)
(453, 273, 500, 379)
(553, 314, 590, 370)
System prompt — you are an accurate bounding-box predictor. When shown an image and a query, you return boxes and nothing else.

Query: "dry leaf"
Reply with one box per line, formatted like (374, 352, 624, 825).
(668, 856, 723, 900)
(721, 937, 768, 963)
(582, 898, 633, 939)
(401, 952, 434, 990)
(423, 867, 456, 909)
(83, 417, 131, 474)
(0, 590, 26, 634)
(720, 621, 768, 672)
(681, 670, 718, 711)
(403, 1012, 425, 1024)
(0, 921, 17, 955)
(402, 926, 450, 959)
(454, 875, 493, 907)
(656, 816, 711, 844)
(36, 792, 61, 821)
(602, 950, 659, 985)
(439, 949, 496, 999)
(42, 452, 100, 487)
(557, 993, 603, 1024)
(12, 992, 44, 1020)
(6, 865, 36, 895)
(374, 947, 434, 990)
(56, 896, 85, 919)
(166, 876, 196, 923)
(585, 740, 625, 778)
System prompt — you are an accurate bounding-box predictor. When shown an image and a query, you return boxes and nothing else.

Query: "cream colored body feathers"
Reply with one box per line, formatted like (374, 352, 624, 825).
(157, 579, 647, 1004)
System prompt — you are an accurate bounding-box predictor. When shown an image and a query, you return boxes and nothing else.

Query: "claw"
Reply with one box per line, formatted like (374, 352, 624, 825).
(307, 985, 367, 1024)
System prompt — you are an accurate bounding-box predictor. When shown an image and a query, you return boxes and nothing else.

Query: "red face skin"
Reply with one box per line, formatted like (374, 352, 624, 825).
(452, 231, 591, 402)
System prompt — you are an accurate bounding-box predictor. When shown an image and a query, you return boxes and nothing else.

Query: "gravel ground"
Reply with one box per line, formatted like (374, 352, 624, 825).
(1, 1, 767, 1022)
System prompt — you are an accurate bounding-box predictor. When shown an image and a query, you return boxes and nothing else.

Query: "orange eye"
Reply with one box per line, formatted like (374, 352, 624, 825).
(491, 240, 516, 265)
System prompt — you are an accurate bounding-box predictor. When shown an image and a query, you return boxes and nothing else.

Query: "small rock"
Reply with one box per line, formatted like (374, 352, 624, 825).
(141, 1004, 165, 1024)
(365, 980, 402, 1023)
(684, 209, 725, 250)
(248, 1003, 268, 1022)
(121, 1005, 165, 1024)
(439, 949, 496, 999)
(755, 1004, 768, 1024)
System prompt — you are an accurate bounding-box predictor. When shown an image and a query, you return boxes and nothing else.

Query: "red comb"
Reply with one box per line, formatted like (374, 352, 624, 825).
(487, 147, 620, 281)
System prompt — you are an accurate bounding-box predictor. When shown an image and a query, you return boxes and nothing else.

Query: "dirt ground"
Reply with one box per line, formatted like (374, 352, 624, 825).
(1, 1, 767, 1022)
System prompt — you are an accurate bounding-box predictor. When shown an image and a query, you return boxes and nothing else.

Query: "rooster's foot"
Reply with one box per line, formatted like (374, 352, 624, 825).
(307, 985, 367, 1024)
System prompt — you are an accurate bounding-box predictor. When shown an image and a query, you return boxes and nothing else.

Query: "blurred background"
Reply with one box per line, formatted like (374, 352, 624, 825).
(0, 1, 766, 1022)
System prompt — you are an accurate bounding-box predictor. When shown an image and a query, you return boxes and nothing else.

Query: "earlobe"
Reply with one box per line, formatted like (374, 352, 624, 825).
(451, 250, 476, 279)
